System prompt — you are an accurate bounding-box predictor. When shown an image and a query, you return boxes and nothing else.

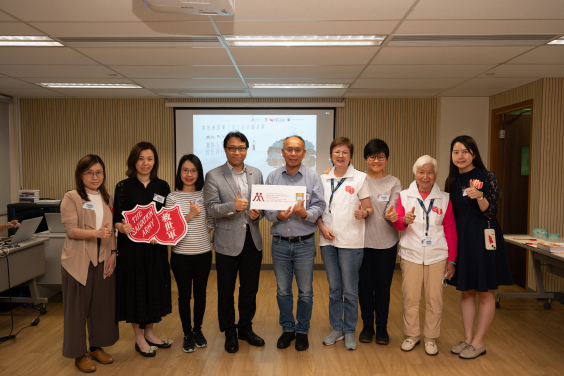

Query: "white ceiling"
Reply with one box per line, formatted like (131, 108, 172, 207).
(0, 0, 562, 99)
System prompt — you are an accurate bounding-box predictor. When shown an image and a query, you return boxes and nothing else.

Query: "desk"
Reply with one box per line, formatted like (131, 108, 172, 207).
(0, 238, 49, 310)
(496, 235, 564, 309)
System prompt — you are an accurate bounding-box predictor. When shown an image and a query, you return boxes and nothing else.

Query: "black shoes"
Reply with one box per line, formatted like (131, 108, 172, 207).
(194, 331, 208, 348)
(145, 338, 172, 349)
(295, 333, 309, 351)
(238, 330, 265, 347)
(375, 326, 390, 345)
(225, 335, 239, 353)
(359, 325, 375, 343)
(135, 343, 157, 357)
(277, 332, 296, 349)
(183, 333, 196, 353)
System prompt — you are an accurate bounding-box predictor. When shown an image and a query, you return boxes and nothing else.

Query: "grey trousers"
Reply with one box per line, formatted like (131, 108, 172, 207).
(61, 258, 119, 359)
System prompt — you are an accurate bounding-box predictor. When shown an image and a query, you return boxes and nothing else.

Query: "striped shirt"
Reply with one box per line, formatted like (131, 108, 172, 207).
(165, 190, 215, 255)
(364, 174, 402, 249)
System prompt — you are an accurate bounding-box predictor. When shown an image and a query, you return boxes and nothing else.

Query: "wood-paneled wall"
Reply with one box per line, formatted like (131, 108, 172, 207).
(490, 78, 564, 292)
(20, 97, 436, 265)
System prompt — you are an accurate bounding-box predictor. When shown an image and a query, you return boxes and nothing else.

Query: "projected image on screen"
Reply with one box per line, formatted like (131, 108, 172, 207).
(193, 114, 317, 177)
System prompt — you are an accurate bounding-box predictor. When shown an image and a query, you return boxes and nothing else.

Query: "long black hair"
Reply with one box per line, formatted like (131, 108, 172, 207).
(175, 154, 205, 191)
(445, 135, 487, 193)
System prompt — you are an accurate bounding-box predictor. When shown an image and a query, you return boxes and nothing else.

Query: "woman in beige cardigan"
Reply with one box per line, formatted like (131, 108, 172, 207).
(60, 154, 119, 373)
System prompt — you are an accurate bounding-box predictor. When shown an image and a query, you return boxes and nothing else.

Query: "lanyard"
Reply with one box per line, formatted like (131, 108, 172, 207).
(417, 198, 434, 236)
(329, 178, 346, 213)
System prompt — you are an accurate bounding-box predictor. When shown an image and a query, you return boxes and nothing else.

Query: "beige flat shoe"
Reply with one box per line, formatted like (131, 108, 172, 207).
(451, 340, 469, 355)
(400, 337, 420, 352)
(459, 344, 486, 359)
(425, 340, 438, 356)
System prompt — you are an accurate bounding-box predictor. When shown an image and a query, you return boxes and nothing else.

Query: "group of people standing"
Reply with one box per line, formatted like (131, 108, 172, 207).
(58, 132, 513, 373)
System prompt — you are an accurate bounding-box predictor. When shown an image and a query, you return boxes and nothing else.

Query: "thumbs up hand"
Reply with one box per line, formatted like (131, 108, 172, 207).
(354, 204, 366, 220)
(119, 219, 132, 235)
(234, 190, 249, 211)
(466, 179, 482, 200)
(97, 222, 111, 239)
(403, 206, 416, 226)
(385, 204, 398, 223)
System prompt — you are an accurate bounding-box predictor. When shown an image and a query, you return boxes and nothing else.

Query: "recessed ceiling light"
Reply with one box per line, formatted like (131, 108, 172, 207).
(548, 36, 564, 45)
(0, 36, 63, 46)
(224, 35, 385, 47)
(249, 83, 349, 89)
(36, 83, 143, 89)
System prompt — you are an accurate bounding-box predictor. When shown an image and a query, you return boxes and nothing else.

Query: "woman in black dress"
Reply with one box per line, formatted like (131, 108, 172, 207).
(445, 135, 513, 360)
(114, 142, 172, 357)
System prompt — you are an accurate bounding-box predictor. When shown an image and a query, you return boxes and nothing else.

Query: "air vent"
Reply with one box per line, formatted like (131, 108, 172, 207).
(57, 36, 221, 48)
(388, 35, 560, 47)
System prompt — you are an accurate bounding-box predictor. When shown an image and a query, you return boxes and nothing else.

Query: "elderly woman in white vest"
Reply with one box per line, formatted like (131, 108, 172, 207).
(386, 155, 457, 356)
(316, 137, 373, 351)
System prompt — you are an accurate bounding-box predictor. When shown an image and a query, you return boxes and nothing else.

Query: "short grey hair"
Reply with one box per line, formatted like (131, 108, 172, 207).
(412, 155, 438, 175)
(283, 135, 305, 149)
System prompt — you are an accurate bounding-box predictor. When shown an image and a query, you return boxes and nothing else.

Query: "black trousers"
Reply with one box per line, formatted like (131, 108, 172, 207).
(358, 243, 398, 327)
(215, 228, 262, 337)
(170, 251, 212, 334)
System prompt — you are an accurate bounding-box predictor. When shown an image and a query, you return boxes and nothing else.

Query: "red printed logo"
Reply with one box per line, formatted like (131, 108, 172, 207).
(432, 206, 442, 215)
(122, 202, 187, 245)
(252, 192, 265, 202)
(345, 186, 355, 194)
(472, 180, 483, 189)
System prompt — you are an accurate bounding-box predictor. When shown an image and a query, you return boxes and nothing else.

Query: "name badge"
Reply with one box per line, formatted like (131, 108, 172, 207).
(421, 235, 435, 246)
(153, 194, 165, 204)
(322, 212, 332, 225)
(378, 194, 390, 202)
(82, 202, 96, 210)
(195, 198, 204, 206)
(306, 193, 311, 201)
(463, 188, 468, 197)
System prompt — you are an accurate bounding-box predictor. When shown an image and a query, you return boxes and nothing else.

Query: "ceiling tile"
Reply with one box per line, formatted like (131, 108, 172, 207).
(353, 78, 466, 89)
(479, 65, 564, 78)
(135, 78, 245, 89)
(408, 0, 564, 20)
(162, 92, 251, 98)
(456, 77, 540, 89)
(230, 47, 378, 65)
(0, 77, 38, 89)
(47, 88, 160, 98)
(31, 21, 216, 37)
(0, 0, 211, 22)
(396, 20, 564, 35)
(0, 87, 70, 97)
(109, 65, 240, 79)
(0, 22, 45, 35)
(0, 47, 96, 65)
(0, 65, 118, 78)
(239, 66, 364, 79)
(360, 64, 494, 78)
(345, 89, 439, 97)
(438, 88, 508, 97)
(76, 47, 232, 65)
(249, 88, 347, 97)
(216, 21, 398, 35)
(507, 46, 564, 64)
(372, 46, 534, 65)
(0, 11, 17, 21)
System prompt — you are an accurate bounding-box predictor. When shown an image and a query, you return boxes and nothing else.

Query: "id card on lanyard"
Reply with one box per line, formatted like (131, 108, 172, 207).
(417, 198, 435, 246)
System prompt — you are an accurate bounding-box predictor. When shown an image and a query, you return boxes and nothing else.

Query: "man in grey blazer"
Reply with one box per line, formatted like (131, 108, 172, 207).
(204, 131, 265, 354)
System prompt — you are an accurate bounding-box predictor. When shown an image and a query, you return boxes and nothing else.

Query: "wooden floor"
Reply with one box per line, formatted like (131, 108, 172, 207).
(1, 270, 564, 376)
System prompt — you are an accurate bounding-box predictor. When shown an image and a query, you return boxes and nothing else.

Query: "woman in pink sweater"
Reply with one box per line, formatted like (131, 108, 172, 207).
(386, 155, 457, 356)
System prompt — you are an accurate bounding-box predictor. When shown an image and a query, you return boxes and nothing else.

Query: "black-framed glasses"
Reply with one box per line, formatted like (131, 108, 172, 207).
(226, 146, 248, 153)
(367, 155, 386, 162)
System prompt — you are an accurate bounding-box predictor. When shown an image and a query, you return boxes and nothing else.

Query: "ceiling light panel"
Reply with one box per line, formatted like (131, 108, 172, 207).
(548, 37, 564, 45)
(388, 34, 559, 47)
(224, 35, 385, 47)
(0, 36, 63, 46)
(36, 83, 143, 89)
(58, 36, 221, 48)
(248, 83, 349, 89)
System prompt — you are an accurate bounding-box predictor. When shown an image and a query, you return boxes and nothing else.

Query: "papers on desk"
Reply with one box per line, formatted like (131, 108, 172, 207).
(538, 241, 564, 253)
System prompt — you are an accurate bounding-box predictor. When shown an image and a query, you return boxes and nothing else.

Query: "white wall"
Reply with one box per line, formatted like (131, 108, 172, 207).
(0, 101, 10, 236)
(436, 97, 490, 189)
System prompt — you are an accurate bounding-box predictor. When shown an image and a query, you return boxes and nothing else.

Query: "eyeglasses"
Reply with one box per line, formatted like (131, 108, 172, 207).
(332, 151, 349, 157)
(182, 169, 198, 175)
(283, 148, 304, 154)
(226, 146, 248, 153)
(84, 171, 105, 178)
(367, 155, 386, 162)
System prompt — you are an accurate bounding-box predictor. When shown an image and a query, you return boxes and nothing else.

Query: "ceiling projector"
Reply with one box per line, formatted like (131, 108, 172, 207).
(144, 0, 234, 16)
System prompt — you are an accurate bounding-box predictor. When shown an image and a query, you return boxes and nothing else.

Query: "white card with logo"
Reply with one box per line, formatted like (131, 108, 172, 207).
(378, 194, 390, 202)
(83, 202, 96, 210)
(250, 184, 307, 211)
(153, 194, 165, 204)
(421, 235, 435, 246)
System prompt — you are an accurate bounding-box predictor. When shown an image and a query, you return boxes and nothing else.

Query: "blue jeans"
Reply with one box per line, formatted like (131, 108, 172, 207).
(271, 235, 316, 334)
(320, 245, 364, 334)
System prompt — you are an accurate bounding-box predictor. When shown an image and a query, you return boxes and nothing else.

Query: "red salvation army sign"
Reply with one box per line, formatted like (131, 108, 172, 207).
(122, 202, 187, 245)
